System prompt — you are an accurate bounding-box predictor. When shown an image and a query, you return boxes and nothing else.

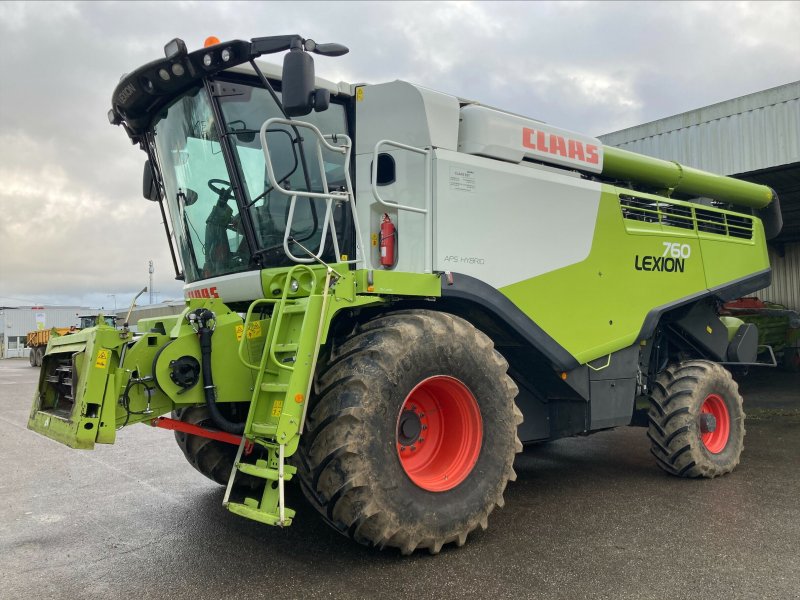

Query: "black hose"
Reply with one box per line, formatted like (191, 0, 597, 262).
(194, 309, 245, 435)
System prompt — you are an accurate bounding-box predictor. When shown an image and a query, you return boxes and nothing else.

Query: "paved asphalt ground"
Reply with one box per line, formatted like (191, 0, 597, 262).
(1, 358, 798, 599)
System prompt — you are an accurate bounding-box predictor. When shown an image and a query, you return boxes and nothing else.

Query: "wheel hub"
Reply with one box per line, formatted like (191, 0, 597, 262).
(699, 413, 717, 433)
(398, 410, 422, 446)
(395, 375, 483, 492)
(700, 393, 730, 454)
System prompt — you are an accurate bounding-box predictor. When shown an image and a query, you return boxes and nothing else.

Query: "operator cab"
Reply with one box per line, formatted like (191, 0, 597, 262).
(78, 315, 118, 329)
(111, 36, 354, 284)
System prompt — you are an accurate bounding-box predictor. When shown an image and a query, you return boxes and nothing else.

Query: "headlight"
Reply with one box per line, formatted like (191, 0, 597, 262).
(164, 38, 187, 60)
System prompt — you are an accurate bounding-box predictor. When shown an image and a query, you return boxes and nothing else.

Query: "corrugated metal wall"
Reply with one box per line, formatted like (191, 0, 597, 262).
(759, 242, 800, 311)
(0, 306, 94, 358)
(0, 306, 91, 336)
(599, 82, 800, 174)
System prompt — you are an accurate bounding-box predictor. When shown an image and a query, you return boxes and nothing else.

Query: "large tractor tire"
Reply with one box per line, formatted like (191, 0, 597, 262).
(781, 347, 800, 372)
(172, 405, 258, 489)
(296, 310, 523, 555)
(647, 360, 745, 478)
(29, 348, 37, 367)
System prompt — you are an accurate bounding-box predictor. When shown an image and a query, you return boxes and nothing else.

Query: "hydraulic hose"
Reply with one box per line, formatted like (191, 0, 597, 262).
(191, 308, 245, 435)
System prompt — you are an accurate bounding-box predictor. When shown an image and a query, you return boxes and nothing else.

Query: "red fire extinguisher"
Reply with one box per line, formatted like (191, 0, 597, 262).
(379, 213, 396, 268)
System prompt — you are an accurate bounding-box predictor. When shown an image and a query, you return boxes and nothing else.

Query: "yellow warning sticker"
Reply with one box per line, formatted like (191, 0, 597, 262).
(95, 349, 110, 369)
(235, 322, 263, 341)
(271, 399, 284, 418)
(247, 321, 262, 339)
(371, 233, 378, 247)
(356, 87, 364, 102)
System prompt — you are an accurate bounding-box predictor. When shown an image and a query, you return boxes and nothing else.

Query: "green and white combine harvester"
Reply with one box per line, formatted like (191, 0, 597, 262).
(29, 35, 783, 554)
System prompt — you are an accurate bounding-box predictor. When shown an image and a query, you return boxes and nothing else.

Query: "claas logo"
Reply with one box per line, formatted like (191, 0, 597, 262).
(186, 286, 220, 299)
(522, 127, 599, 165)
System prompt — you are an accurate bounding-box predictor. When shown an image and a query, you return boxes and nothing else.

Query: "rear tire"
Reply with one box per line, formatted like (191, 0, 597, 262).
(781, 347, 800, 372)
(29, 348, 36, 367)
(296, 310, 523, 555)
(647, 360, 745, 478)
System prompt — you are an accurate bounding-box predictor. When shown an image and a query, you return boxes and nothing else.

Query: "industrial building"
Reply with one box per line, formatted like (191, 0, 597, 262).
(0, 306, 94, 358)
(599, 81, 800, 311)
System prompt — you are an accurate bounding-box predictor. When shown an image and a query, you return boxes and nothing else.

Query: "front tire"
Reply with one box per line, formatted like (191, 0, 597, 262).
(172, 405, 259, 490)
(647, 360, 745, 478)
(296, 310, 523, 554)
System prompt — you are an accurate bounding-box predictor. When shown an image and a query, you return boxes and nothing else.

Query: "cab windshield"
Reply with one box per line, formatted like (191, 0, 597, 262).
(151, 78, 348, 283)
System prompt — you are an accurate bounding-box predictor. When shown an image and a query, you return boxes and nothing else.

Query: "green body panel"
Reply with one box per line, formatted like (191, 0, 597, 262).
(698, 222, 768, 289)
(500, 187, 770, 364)
(720, 317, 746, 342)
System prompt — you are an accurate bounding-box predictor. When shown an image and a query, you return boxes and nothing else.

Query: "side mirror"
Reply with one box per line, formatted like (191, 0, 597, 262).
(313, 88, 330, 112)
(143, 160, 159, 202)
(282, 44, 315, 117)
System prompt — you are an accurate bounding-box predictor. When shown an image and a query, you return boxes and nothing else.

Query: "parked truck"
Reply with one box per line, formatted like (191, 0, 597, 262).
(28, 35, 783, 554)
(27, 328, 73, 367)
(26, 315, 117, 367)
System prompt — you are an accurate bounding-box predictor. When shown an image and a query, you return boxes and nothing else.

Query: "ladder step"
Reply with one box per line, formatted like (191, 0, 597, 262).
(260, 382, 288, 393)
(273, 343, 298, 353)
(236, 460, 296, 480)
(237, 462, 280, 481)
(250, 422, 278, 436)
(226, 500, 295, 526)
(281, 305, 307, 315)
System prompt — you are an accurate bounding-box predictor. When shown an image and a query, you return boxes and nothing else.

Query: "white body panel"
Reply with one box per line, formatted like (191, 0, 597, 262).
(432, 150, 602, 288)
(184, 270, 264, 303)
(355, 81, 461, 153)
(459, 105, 604, 174)
(348, 80, 604, 282)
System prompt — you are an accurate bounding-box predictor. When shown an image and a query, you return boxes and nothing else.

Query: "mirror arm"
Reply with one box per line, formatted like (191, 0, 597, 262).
(249, 59, 288, 119)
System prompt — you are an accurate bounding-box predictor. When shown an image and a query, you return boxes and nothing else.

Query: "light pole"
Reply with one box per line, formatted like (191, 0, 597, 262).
(107, 294, 117, 311)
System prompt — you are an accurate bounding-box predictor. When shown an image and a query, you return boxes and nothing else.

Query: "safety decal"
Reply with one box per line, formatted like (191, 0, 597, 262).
(235, 322, 263, 341)
(95, 349, 110, 369)
(271, 399, 284, 418)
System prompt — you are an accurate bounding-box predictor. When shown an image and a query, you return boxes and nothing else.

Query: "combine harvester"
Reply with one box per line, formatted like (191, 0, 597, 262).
(29, 35, 782, 554)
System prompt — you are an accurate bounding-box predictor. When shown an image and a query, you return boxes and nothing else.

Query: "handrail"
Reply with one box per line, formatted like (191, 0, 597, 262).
(268, 265, 318, 371)
(258, 118, 364, 266)
(371, 139, 433, 273)
(370, 140, 429, 214)
(237, 298, 280, 371)
(236, 264, 319, 371)
(259, 118, 349, 201)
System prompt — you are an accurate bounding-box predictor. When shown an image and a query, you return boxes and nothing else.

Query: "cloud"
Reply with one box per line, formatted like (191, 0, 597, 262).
(0, 1, 798, 307)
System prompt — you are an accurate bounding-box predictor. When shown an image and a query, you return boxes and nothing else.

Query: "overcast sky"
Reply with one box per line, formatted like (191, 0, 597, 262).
(1, 1, 798, 310)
